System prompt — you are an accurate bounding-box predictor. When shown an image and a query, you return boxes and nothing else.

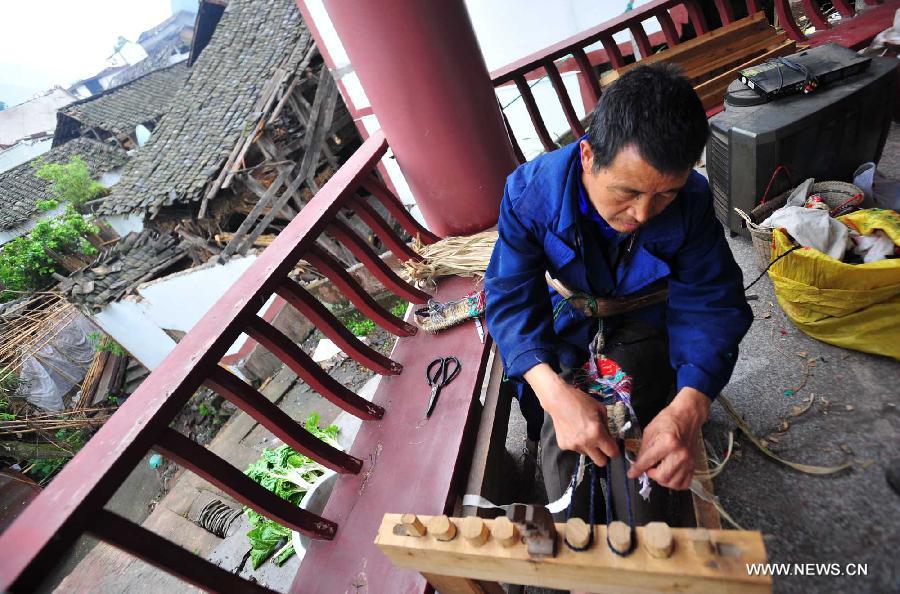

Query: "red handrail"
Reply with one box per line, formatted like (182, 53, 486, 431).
(491, 0, 768, 156)
(0, 129, 432, 592)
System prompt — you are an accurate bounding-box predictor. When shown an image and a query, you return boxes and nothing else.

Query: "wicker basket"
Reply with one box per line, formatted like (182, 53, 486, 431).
(734, 181, 863, 270)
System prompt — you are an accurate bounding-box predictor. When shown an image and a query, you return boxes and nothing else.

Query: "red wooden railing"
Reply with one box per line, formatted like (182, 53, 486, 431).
(490, 0, 766, 158)
(0, 130, 439, 593)
(774, 0, 890, 43)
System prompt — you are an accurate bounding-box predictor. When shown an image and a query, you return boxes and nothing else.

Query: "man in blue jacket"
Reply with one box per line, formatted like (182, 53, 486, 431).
(484, 64, 752, 522)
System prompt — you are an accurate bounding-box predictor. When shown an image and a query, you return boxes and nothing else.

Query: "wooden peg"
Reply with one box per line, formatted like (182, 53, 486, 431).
(460, 516, 490, 547)
(491, 516, 520, 548)
(565, 518, 591, 549)
(689, 528, 714, 556)
(607, 521, 632, 553)
(643, 522, 674, 559)
(401, 513, 427, 537)
(428, 514, 457, 541)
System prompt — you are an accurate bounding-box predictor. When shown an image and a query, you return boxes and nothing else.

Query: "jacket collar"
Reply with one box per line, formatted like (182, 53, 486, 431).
(553, 141, 582, 236)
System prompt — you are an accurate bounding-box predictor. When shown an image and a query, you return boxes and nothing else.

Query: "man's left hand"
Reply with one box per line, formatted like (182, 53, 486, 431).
(626, 387, 711, 490)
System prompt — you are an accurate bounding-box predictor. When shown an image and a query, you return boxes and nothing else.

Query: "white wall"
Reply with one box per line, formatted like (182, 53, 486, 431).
(136, 255, 259, 334)
(88, 255, 274, 371)
(93, 299, 177, 370)
(105, 213, 144, 237)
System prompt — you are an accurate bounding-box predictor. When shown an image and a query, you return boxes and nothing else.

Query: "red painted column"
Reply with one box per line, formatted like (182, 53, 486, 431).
(320, 0, 518, 237)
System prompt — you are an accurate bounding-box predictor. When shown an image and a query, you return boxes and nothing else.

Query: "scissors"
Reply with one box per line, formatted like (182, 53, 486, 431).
(424, 356, 461, 417)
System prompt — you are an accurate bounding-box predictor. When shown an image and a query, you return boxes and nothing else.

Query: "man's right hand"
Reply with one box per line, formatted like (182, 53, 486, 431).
(524, 363, 620, 467)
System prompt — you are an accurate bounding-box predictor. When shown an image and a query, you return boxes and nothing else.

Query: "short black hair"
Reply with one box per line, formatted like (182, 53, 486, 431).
(586, 63, 708, 174)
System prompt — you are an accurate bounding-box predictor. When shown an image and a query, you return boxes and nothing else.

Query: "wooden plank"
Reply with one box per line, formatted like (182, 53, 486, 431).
(696, 40, 797, 109)
(462, 348, 513, 518)
(222, 169, 289, 259)
(376, 514, 771, 594)
(292, 277, 493, 594)
(616, 12, 768, 77)
(683, 31, 787, 82)
(238, 70, 337, 254)
(422, 573, 505, 594)
(692, 432, 722, 530)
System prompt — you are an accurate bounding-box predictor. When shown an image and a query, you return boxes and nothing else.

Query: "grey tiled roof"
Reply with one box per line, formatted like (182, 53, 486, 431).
(55, 63, 189, 143)
(0, 138, 128, 231)
(59, 230, 188, 312)
(98, 0, 312, 217)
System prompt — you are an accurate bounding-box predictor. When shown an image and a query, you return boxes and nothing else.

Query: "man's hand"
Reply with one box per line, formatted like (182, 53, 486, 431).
(627, 387, 711, 490)
(525, 363, 619, 467)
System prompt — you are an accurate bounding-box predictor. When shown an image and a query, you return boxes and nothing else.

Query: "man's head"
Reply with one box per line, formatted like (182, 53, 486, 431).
(579, 63, 709, 233)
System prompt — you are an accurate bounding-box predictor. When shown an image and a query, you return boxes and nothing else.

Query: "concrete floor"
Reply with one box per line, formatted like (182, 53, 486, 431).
(499, 125, 900, 594)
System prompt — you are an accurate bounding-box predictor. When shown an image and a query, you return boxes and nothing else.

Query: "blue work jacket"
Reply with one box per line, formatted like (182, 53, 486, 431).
(484, 140, 752, 404)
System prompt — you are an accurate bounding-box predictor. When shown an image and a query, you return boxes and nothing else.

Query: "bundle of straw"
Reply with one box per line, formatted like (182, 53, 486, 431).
(402, 230, 499, 287)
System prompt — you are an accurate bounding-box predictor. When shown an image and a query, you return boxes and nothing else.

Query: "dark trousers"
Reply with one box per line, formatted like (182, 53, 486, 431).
(538, 321, 676, 524)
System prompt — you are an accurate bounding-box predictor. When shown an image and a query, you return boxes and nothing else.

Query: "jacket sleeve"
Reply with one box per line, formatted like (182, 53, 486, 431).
(484, 183, 559, 379)
(666, 178, 753, 399)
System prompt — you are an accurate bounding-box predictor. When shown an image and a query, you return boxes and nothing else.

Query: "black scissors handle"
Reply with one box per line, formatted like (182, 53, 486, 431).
(425, 356, 461, 418)
(427, 356, 461, 388)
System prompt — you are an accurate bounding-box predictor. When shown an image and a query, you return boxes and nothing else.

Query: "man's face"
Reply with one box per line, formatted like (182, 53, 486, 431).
(579, 140, 691, 234)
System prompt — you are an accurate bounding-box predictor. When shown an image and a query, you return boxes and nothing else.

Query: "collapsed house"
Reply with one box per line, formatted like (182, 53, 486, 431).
(59, 0, 362, 381)
(53, 63, 190, 150)
(0, 138, 127, 246)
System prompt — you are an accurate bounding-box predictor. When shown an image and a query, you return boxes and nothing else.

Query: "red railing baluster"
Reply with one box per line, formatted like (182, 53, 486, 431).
(713, 0, 735, 24)
(501, 108, 527, 164)
(684, 0, 710, 34)
(656, 8, 681, 48)
(745, 0, 763, 14)
(830, 0, 853, 17)
(514, 75, 557, 152)
(629, 22, 654, 59)
(154, 428, 338, 539)
(801, 0, 830, 30)
(346, 197, 422, 263)
(88, 510, 277, 594)
(360, 175, 440, 245)
(328, 218, 431, 304)
(774, 0, 806, 40)
(571, 48, 602, 107)
(246, 316, 385, 420)
(0, 131, 393, 592)
(205, 366, 365, 472)
(599, 34, 626, 69)
(306, 246, 419, 337)
(543, 59, 585, 138)
(274, 279, 403, 375)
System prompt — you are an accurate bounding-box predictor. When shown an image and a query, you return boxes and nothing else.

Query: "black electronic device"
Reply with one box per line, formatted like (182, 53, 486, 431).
(707, 51, 895, 235)
(737, 43, 872, 101)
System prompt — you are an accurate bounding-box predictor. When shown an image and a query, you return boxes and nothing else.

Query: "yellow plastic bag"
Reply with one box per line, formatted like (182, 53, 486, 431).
(768, 208, 900, 359)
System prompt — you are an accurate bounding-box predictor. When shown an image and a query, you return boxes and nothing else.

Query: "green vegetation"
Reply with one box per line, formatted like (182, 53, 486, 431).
(339, 299, 408, 337)
(0, 396, 15, 422)
(26, 428, 87, 485)
(343, 311, 376, 337)
(0, 157, 108, 300)
(88, 331, 127, 356)
(34, 156, 107, 207)
(390, 299, 409, 318)
(243, 412, 339, 568)
(0, 207, 99, 301)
